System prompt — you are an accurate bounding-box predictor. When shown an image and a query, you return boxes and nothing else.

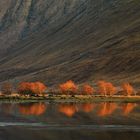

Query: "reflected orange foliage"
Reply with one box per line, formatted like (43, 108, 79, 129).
(58, 104, 77, 117)
(122, 103, 137, 116)
(18, 82, 47, 95)
(97, 81, 116, 96)
(98, 103, 118, 117)
(81, 103, 95, 113)
(122, 83, 134, 96)
(59, 80, 78, 94)
(82, 84, 95, 95)
(19, 103, 47, 116)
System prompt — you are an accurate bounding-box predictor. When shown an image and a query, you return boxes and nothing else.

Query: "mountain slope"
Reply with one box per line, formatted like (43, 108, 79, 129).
(0, 0, 140, 86)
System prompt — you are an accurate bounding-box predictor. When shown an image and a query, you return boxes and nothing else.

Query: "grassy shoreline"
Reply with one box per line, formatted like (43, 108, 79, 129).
(0, 95, 140, 103)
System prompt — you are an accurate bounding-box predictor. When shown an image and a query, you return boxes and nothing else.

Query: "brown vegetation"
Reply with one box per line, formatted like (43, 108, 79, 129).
(1, 82, 13, 95)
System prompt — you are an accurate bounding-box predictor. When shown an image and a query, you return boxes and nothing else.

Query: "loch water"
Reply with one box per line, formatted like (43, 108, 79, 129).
(0, 102, 140, 140)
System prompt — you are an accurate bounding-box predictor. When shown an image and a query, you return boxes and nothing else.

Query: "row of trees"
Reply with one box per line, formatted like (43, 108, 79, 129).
(0, 80, 135, 96)
(59, 80, 134, 96)
(1, 82, 47, 96)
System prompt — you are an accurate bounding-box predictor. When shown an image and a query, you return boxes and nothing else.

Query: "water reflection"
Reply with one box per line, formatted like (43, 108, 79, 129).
(18, 103, 47, 116)
(80, 103, 95, 113)
(0, 102, 138, 118)
(97, 103, 118, 117)
(0, 102, 139, 140)
(121, 103, 137, 116)
(58, 104, 78, 117)
(0, 103, 13, 114)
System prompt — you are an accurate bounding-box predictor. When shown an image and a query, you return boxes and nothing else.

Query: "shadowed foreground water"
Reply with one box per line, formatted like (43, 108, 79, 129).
(0, 102, 140, 140)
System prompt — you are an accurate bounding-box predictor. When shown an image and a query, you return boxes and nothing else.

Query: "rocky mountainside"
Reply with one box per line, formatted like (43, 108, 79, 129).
(0, 0, 86, 51)
(0, 0, 140, 86)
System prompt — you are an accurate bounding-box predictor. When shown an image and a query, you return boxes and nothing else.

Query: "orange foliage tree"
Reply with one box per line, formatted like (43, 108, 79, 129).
(106, 82, 117, 96)
(97, 80, 116, 96)
(59, 80, 78, 95)
(18, 82, 47, 96)
(97, 81, 107, 96)
(122, 83, 134, 96)
(82, 84, 95, 95)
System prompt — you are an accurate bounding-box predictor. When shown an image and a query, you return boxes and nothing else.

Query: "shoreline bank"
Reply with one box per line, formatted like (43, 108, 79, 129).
(0, 95, 140, 103)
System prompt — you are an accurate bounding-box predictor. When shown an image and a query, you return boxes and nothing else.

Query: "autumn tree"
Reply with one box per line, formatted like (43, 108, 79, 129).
(1, 82, 13, 95)
(59, 80, 78, 95)
(106, 82, 117, 96)
(32, 82, 47, 95)
(82, 84, 95, 95)
(122, 83, 134, 96)
(97, 81, 107, 96)
(97, 80, 116, 96)
(18, 82, 47, 96)
(18, 82, 33, 95)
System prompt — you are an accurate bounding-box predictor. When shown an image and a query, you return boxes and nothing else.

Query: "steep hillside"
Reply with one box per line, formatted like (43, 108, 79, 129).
(0, 0, 87, 51)
(0, 0, 140, 86)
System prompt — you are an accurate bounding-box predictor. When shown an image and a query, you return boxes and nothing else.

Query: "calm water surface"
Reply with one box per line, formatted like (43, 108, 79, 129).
(0, 102, 140, 140)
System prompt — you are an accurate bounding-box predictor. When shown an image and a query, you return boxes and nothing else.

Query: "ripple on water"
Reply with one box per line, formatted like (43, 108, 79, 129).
(0, 122, 140, 132)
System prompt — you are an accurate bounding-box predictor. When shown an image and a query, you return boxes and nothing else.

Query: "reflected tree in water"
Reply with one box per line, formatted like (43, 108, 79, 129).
(98, 103, 118, 117)
(58, 104, 78, 117)
(122, 103, 137, 116)
(19, 103, 47, 116)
